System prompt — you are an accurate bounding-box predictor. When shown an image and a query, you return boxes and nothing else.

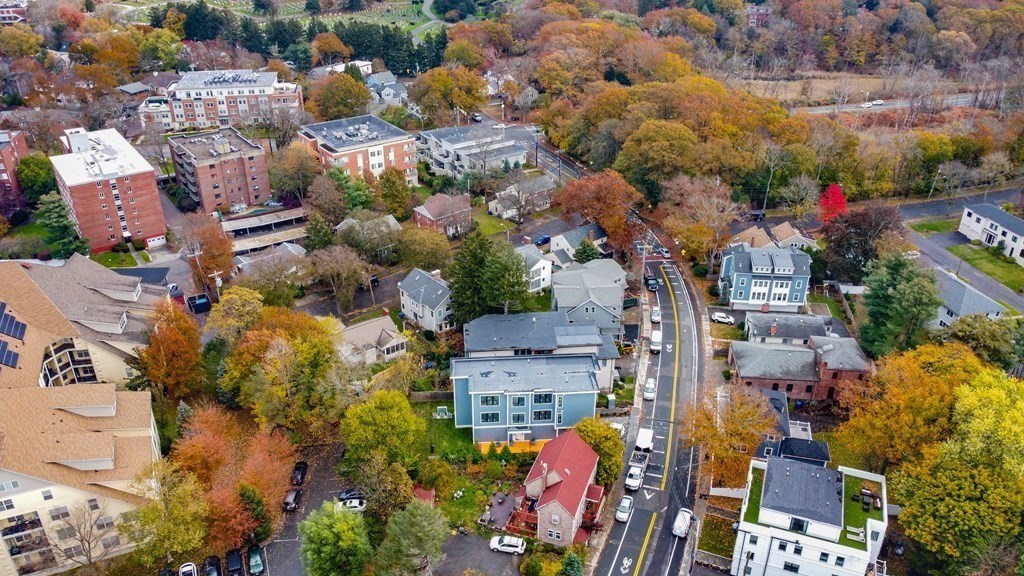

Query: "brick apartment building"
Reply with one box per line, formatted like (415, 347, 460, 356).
(0, 130, 28, 199)
(49, 128, 166, 252)
(138, 70, 303, 132)
(0, 0, 26, 25)
(168, 127, 269, 215)
(297, 115, 417, 185)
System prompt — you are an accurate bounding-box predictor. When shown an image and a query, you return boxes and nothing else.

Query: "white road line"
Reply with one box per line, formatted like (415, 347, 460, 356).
(655, 435, 666, 439)
(663, 534, 680, 576)
(606, 505, 636, 576)
(647, 473, 664, 478)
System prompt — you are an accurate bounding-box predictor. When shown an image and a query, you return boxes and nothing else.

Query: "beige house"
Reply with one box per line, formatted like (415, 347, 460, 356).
(339, 316, 407, 366)
(731, 225, 775, 248)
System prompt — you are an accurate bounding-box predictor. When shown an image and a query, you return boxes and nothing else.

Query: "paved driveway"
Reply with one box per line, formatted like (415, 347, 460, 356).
(265, 443, 346, 576)
(437, 534, 521, 576)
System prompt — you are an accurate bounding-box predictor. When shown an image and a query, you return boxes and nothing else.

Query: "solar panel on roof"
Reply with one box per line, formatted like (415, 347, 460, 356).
(0, 300, 26, 341)
(0, 340, 18, 368)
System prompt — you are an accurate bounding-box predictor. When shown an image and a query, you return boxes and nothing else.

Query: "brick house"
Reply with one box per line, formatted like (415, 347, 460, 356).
(729, 337, 870, 401)
(413, 193, 472, 238)
(0, 130, 28, 200)
(507, 430, 605, 547)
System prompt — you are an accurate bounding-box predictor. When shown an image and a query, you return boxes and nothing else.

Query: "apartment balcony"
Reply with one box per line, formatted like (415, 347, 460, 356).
(15, 550, 58, 576)
(2, 516, 42, 538)
(70, 357, 92, 367)
(5, 535, 49, 557)
(868, 561, 887, 576)
(49, 341, 75, 356)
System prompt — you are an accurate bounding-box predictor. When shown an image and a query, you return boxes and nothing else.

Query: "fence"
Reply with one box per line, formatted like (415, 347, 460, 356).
(410, 391, 454, 403)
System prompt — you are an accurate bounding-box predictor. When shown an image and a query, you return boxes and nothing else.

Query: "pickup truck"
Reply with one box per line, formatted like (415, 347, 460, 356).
(624, 428, 654, 490)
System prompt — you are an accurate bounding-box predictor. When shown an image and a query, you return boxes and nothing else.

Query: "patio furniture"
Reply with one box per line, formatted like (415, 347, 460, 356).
(433, 406, 451, 419)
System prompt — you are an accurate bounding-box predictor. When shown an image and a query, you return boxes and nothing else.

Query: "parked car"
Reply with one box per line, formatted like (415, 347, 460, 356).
(643, 272, 657, 284)
(247, 546, 265, 576)
(671, 508, 694, 538)
(615, 495, 634, 522)
(643, 378, 657, 401)
(283, 488, 303, 511)
(201, 556, 221, 576)
(651, 307, 661, 324)
(710, 312, 735, 325)
(225, 549, 244, 576)
(291, 461, 309, 486)
(872, 99, 884, 105)
(336, 498, 366, 513)
(338, 488, 366, 501)
(471, 112, 483, 122)
(178, 564, 198, 576)
(535, 235, 551, 246)
(489, 535, 526, 555)
(646, 278, 659, 292)
(744, 210, 765, 222)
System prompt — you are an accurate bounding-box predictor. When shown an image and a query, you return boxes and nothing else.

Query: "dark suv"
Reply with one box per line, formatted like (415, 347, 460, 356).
(202, 556, 221, 576)
(225, 549, 244, 576)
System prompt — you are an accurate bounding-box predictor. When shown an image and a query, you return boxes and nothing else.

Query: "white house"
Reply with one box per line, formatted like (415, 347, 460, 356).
(398, 268, 452, 333)
(959, 203, 1024, 265)
(933, 268, 1005, 328)
(488, 174, 555, 222)
(730, 458, 889, 576)
(515, 244, 552, 293)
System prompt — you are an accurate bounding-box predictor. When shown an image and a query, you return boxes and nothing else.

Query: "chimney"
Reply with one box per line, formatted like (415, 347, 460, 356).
(430, 269, 442, 281)
(769, 322, 777, 336)
(541, 462, 548, 491)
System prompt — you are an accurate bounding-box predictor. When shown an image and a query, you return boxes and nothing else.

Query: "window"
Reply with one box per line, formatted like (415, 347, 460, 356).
(512, 413, 525, 424)
(778, 542, 787, 552)
(805, 385, 813, 394)
(88, 499, 99, 511)
(557, 413, 563, 425)
(533, 410, 552, 422)
(101, 535, 121, 549)
(547, 529, 562, 541)
(748, 535, 758, 545)
(512, 396, 526, 407)
(95, 516, 114, 530)
(50, 506, 70, 520)
(785, 384, 793, 392)
(557, 396, 563, 408)
(0, 499, 12, 511)
(0, 481, 19, 493)
(480, 395, 499, 406)
(793, 545, 803, 556)
(871, 530, 880, 541)
(55, 527, 76, 540)
(796, 280, 802, 289)
(790, 518, 807, 533)
(129, 197, 135, 204)
(739, 278, 746, 286)
(481, 412, 499, 423)
(967, 211, 973, 218)
(835, 557, 845, 567)
(42, 490, 53, 501)
(64, 545, 85, 558)
(533, 393, 553, 404)
(744, 569, 752, 575)
(551, 514, 559, 525)
(831, 372, 839, 379)
(819, 553, 829, 562)
(782, 563, 799, 573)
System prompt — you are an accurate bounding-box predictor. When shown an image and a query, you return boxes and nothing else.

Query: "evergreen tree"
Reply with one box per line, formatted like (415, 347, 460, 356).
(376, 501, 448, 576)
(252, 0, 277, 16)
(561, 553, 584, 576)
(305, 17, 327, 41)
(448, 231, 493, 325)
(344, 63, 363, 83)
(574, 239, 601, 264)
(83, 0, 95, 12)
(861, 252, 942, 357)
(305, 212, 336, 251)
(484, 241, 528, 314)
(35, 192, 89, 258)
(238, 484, 273, 544)
(305, 0, 321, 13)
(239, 18, 267, 54)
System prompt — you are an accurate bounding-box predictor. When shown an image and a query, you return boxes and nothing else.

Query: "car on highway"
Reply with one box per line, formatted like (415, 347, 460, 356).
(651, 306, 661, 324)
(672, 508, 694, 538)
(489, 535, 526, 555)
(247, 546, 265, 576)
(178, 563, 198, 576)
(872, 99, 884, 105)
(642, 378, 657, 401)
(291, 461, 308, 485)
(336, 497, 366, 512)
(711, 312, 735, 325)
(615, 495, 634, 522)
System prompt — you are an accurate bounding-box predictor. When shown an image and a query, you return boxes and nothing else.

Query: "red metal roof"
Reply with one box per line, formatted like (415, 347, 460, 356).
(526, 430, 599, 514)
(585, 484, 604, 503)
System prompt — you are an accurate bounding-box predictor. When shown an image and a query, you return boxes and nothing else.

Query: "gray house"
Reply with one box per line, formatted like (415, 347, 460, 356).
(551, 259, 627, 337)
(933, 268, 1005, 328)
(398, 268, 452, 333)
(719, 245, 812, 313)
(452, 354, 600, 443)
(548, 223, 610, 268)
(463, 312, 619, 390)
(744, 313, 835, 345)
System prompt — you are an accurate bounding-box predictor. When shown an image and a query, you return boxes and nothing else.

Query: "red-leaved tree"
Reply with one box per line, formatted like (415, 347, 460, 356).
(819, 183, 848, 223)
(553, 170, 644, 248)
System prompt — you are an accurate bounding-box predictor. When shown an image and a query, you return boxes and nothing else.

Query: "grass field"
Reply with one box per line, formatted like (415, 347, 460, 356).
(697, 514, 736, 559)
(947, 244, 1024, 292)
(10, 221, 49, 241)
(473, 206, 515, 238)
(808, 293, 845, 320)
(91, 252, 138, 268)
(909, 218, 959, 236)
(710, 323, 744, 341)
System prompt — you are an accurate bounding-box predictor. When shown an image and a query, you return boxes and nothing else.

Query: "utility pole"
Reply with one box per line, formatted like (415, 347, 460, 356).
(207, 270, 223, 300)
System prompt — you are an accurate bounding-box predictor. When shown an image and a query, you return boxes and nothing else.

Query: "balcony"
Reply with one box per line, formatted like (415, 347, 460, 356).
(15, 550, 57, 576)
(49, 341, 75, 356)
(6, 535, 49, 557)
(2, 517, 42, 538)
(868, 561, 887, 576)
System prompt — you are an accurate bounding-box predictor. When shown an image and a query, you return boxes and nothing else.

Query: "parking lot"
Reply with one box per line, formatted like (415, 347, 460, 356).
(264, 443, 346, 575)
(436, 534, 521, 576)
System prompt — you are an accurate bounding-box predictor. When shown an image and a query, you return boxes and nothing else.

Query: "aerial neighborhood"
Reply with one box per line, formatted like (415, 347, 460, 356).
(2, 2, 1024, 576)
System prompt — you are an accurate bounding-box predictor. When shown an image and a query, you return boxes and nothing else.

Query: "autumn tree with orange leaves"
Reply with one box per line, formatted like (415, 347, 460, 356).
(136, 299, 204, 400)
(682, 387, 776, 488)
(553, 170, 643, 248)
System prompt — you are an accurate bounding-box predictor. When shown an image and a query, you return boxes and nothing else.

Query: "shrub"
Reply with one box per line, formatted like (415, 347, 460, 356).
(131, 238, 146, 251)
(692, 263, 708, 277)
(722, 369, 732, 381)
(971, 239, 981, 246)
(36, 248, 51, 260)
(522, 556, 543, 576)
(709, 285, 720, 297)
(111, 242, 130, 253)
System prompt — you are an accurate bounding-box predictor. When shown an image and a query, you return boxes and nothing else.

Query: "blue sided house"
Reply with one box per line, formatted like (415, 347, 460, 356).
(718, 244, 812, 313)
(451, 354, 600, 444)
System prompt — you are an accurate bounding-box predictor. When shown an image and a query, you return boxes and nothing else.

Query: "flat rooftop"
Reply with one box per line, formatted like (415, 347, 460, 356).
(173, 70, 279, 91)
(50, 128, 155, 186)
(169, 128, 263, 162)
(299, 115, 411, 154)
(451, 354, 599, 394)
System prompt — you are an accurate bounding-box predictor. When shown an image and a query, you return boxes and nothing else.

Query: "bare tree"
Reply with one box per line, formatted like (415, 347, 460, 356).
(978, 151, 1013, 201)
(496, 168, 542, 225)
(306, 245, 368, 312)
(48, 500, 121, 569)
(776, 174, 819, 222)
(937, 160, 972, 197)
(251, 106, 312, 155)
(759, 138, 791, 211)
(662, 175, 739, 272)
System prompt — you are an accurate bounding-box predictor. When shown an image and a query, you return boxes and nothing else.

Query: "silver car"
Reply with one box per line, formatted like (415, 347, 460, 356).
(643, 378, 657, 401)
(672, 508, 694, 538)
(615, 495, 634, 522)
(711, 312, 735, 325)
(651, 307, 662, 324)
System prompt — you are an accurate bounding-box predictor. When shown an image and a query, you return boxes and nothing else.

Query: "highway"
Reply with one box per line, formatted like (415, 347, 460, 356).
(799, 92, 978, 115)
(594, 252, 703, 576)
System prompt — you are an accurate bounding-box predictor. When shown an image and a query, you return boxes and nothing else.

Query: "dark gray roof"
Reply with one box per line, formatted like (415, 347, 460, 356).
(114, 267, 169, 285)
(559, 223, 607, 250)
(451, 354, 600, 393)
(724, 244, 811, 276)
(117, 82, 150, 95)
(730, 342, 818, 381)
(778, 438, 831, 464)
(300, 115, 411, 154)
(366, 71, 397, 86)
(757, 388, 790, 437)
(812, 337, 870, 372)
(761, 457, 843, 526)
(746, 313, 831, 341)
(934, 268, 1005, 317)
(515, 244, 546, 269)
(463, 312, 617, 359)
(398, 268, 449, 311)
(966, 203, 1024, 237)
(550, 249, 573, 267)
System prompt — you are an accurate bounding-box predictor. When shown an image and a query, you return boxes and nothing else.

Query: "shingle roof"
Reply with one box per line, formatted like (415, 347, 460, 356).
(769, 222, 808, 243)
(724, 244, 812, 276)
(525, 430, 600, 513)
(730, 342, 818, 381)
(966, 203, 1024, 237)
(761, 457, 843, 526)
(414, 193, 471, 221)
(731, 225, 775, 248)
(399, 268, 450, 311)
(342, 315, 405, 351)
(366, 71, 397, 86)
(515, 244, 546, 270)
(551, 260, 626, 311)
(934, 268, 1005, 318)
(558, 223, 607, 250)
(463, 312, 617, 359)
(811, 337, 870, 372)
(778, 438, 831, 463)
(450, 354, 599, 393)
(746, 313, 831, 340)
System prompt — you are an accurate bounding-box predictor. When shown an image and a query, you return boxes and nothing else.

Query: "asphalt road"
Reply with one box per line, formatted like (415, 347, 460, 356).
(799, 92, 979, 115)
(476, 114, 588, 182)
(593, 259, 702, 576)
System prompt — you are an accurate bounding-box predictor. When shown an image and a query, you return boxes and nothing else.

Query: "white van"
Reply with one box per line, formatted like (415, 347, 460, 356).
(650, 330, 662, 354)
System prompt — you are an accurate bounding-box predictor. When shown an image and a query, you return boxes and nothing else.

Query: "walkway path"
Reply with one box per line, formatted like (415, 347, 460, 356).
(411, 0, 444, 41)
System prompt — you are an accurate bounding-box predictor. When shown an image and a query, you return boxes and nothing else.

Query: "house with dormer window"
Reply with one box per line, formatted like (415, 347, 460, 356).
(719, 245, 812, 313)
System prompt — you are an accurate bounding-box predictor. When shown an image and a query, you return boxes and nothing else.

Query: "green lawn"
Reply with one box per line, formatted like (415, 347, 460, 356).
(9, 221, 49, 240)
(525, 290, 552, 312)
(947, 244, 1024, 292)
(743, 468, 763, 525)
(90, 252, 137, 268)
(412, 402, 477, 464)
(710, 323, 744, 341)
(473, 207, 515, 238)
(697, 514, 736, 559)
(808, 293, 844, 320)
(140, 250, 153, 263)
(839, 475, 884, 551)
(909, 218, 959, 236)
(813, 430, 864, 470)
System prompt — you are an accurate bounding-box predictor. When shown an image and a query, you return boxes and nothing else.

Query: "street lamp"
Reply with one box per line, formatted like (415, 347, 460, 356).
(498, 221, 510, 243)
